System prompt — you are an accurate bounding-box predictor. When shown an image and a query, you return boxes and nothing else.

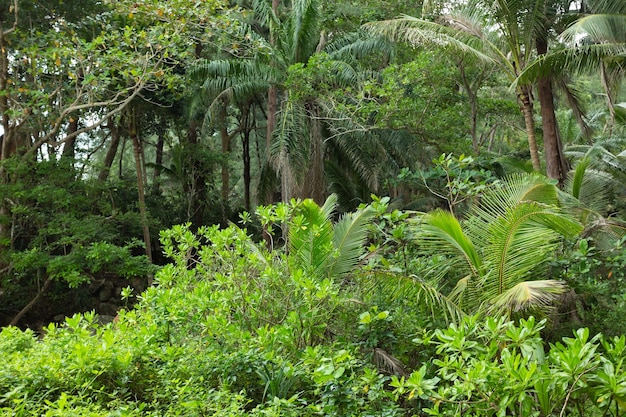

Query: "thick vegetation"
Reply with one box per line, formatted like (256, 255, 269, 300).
(1, 0, 626, 415)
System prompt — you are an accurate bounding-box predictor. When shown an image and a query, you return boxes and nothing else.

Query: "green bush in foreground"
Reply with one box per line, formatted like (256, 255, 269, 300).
(1, 197, 625, 416)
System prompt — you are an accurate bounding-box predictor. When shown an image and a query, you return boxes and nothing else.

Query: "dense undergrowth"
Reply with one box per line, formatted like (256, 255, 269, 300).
(2, 179, 626, 416)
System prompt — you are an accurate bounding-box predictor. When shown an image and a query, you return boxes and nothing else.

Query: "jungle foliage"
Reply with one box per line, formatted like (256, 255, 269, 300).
(1, 0, 626, 415)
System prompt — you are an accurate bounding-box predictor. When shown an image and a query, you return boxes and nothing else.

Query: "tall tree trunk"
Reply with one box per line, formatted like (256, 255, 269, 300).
(459, 61, 480, 154)
(600, 62, 616, 135)
(153, 115, 166, 193)
(129, 108, 153, 264)
(536, 36, 567, 184)
(0, 26, 13, 242)
(187, 119, 206, 229)
(118, 134, 127, 180)
(241, 103, 252, 211)
(518, 85, 542, 171)
(98, 119, 121, 182)
(264, 0, 281, 203)
(219, 102, 231, 225)
(303, 102, 325, 204)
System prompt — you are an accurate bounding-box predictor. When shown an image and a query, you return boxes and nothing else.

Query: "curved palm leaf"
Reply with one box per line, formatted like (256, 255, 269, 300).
(415, 174, 582, 317)
(485, 279, 568, 316)
(419, 209, 483, 276)
(287, 194, 375, 282)
(288, 195, 336, 280)
(328, 204, 375, 279)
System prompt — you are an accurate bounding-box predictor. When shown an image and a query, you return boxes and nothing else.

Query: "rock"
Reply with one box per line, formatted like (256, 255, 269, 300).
(52, 314, 66, 322)
(88, 278, 106, 295)
(95, 314, 116, 325)
(98, 281, 115, 302)
(98, 302, 118, 316)
(130, 278, 146, 293)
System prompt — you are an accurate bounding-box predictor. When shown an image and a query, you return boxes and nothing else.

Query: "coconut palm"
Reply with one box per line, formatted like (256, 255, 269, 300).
(411, 174, 582, 317)
(364, 0, 545, 171)
(519, 1, 626, 135)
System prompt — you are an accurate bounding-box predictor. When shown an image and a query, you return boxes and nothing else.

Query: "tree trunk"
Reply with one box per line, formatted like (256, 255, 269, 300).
(219, 102, 231, 225)
(264, 0, 281, 204)
(459, 61, 480, 154)
(187, 119, 206, 229)
(98, 119, 121, 182)
(61, 115, 79, 160)
(241, 104, 252, 211)
(518, 85, 542, 171)
(129, 108, 153, 265)
(303, 102, 325, 204)
(0, 28, 13, 242)
(600, 62, 616, 135)
(153, 116, 166, 193)
(536, 36, 567, 184)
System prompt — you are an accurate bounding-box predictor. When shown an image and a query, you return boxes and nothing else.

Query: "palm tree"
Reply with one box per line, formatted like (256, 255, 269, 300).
(519, 1, 626, 137)
(413, 174, 582, 317)
(287, 193, 375, 282)
(189, 57, 278, 212)
(364, 0, 545, 171)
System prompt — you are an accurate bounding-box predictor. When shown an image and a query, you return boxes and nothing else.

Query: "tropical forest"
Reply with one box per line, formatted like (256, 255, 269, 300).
(1, 0, 626, 415)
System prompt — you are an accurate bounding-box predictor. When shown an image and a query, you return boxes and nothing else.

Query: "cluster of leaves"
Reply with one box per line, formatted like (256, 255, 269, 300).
(552, 236, 626, 338)
(0, 160, 156, 324)
(0, 199, 406, 415)
(393, 315, 626, 417)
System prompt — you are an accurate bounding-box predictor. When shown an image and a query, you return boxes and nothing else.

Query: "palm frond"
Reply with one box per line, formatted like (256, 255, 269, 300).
(563, 156, 614, 216)
(475, 202, 581, 304)
(288, 197, 335, 280)
(252, 0, 279, 29)
(557, 79, 593, 140)
(473, 173, 559, 224)
(418, 210, 482, 276)
(363, 270, 465, 324)
(327, 34, 396, 63)
(272, 100, 311, 187)
(327, 204, 375, 279)
(288, 0, 322, 63)
(363, 16, 498, 65)
(561, 14, 626, 45)
(372, 348, 408, 376)
(517, 42, 626, 84)
(485, 279, 567, 316)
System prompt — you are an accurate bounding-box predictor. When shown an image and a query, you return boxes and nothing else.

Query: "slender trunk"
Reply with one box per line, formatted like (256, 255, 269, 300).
(129, 108, 153, 265)
(459, 62, 479, 154)
(219, 103, 231, 225)
(264, 0, 281, 203)
(187, 119, 206, 229)
(139, 133, 148, 191)
(304, 102, 325, 204)
(518, 86, 542, 171)
(241, 104, 251, 211)
(536, 36, 567, 184)
(600, 62, 615, 135)
(153, 116, 166, 193)
(98, 119, 121, 182)
(118, 134, 126, 179)
(266, 88, 277, 175)
(0, 28, 13, 241)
